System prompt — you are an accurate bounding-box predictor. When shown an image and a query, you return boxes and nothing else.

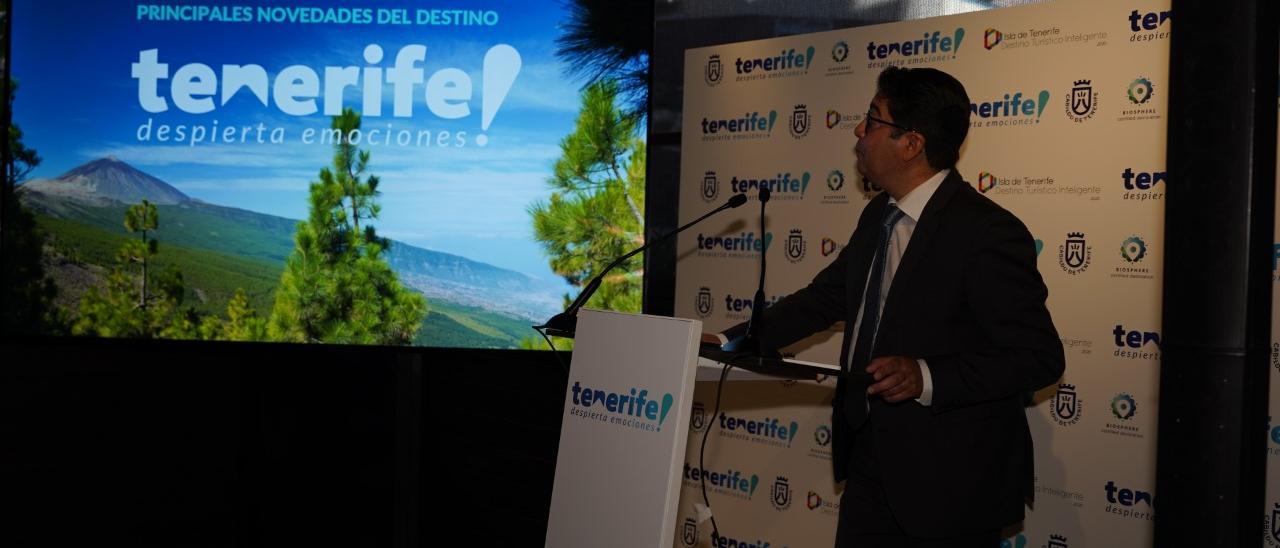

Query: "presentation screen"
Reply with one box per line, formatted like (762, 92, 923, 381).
(7, 1, 634, 348)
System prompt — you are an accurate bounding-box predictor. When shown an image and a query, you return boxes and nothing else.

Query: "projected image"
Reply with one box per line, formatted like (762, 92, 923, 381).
(4, 1, 646, 348)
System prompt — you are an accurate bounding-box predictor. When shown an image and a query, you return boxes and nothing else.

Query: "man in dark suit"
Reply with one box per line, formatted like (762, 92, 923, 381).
(717, 67, 1064, 547)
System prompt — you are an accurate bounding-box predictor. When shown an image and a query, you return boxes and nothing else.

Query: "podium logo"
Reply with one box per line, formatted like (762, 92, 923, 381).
(729, 171, 810, 200)
(700, 171, 720, 203)
(719, 412, 800, 447)
(785, 229, 807, 263)
(684, 462, 761, 500)
(705, 54, 723, 86)
(569, 382, 674, 433)
(681, 517, 699, 547)
(695, 287, 713, 318)
(710, 532, 775, 548)
(771, 477, 793, 511)
(790, 104, 811, 138)
(1057, 232, 1093, 275)
(970, 90, 1051, 127)
(1064, 79, 1098, 123)
(1129, 9, 1171, 43)
(984, 28, 1003, 50)
(735, 46, 815, 78)
(700, 110, 778, 140)
(866, 28, 965, 66)
(1051, 384, 1082, 426)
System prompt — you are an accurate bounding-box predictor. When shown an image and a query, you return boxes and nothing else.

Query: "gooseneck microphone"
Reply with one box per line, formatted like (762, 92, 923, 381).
(739, 187, 780, 358)
(535, 193, 749, 338)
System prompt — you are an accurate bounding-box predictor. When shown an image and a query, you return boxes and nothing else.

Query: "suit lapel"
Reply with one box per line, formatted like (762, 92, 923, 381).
(877, 171, 966, 334)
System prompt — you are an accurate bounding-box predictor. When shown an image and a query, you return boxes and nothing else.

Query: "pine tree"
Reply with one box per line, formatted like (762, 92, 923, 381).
(268, 108, 426, 344)
(526, 80, 644, 350)
(1, 80, 60, 335)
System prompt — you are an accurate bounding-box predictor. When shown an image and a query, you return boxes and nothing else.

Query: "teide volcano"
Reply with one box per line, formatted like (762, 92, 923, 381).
(19, 156, 191, 205)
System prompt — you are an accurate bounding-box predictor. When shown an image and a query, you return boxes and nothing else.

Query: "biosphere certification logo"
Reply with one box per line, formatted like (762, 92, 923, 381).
(1057, 232, 1093, 275)
(827, 40, 855, 76)
(1112, 235, 1154, 280)
(1119, 77, 1160, 122)
(970, 90, 1051, 128)
(822, 170, 849, 205)
(1051, 383, 1082, 426)
(568, 382, 674, 433)
(1064, 79, 1098, 123)
(1102, 393, 1142, 439)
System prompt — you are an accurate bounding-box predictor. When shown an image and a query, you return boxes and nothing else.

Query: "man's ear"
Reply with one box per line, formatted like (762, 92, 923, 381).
(899, 131, 927, 164)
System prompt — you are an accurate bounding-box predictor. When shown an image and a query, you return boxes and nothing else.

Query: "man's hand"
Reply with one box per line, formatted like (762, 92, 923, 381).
(866, 356, 923, 403)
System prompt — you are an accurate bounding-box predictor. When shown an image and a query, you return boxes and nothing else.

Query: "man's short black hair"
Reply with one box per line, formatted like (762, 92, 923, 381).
(875, 66, 971, 170)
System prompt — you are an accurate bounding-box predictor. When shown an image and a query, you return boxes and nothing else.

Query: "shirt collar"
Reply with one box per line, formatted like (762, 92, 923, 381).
(889, 169, 949, 222)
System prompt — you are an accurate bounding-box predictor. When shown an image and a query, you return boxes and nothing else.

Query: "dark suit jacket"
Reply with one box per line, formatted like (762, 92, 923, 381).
(728, 170, 1064, 536)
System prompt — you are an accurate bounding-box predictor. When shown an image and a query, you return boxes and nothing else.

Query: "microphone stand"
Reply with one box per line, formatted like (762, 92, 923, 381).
(738, 188, 780, 358)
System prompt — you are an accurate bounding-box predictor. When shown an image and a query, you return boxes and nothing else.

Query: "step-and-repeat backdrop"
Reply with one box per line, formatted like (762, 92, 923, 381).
(662, 0, 1250, 546)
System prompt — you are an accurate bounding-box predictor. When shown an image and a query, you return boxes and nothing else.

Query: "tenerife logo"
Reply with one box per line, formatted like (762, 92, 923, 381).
(695, 232, 773, 258)
(785, 229, 807, 263)
(1121, 235, 1147, 263)
(866, 28, 965, 68)
(978, 171, 997, 193)
(701, 171, 720, 203)
(683, 463, 761, 500)
(681, 517, 698, 547)
(695, 287, 714, 318)
(821, 237, 846, 257)
(1104, 481, 1156, 520)
(1122, 168, 1165, 201)
(569, 382, 674, 433)
(705, 54, 723, 86)
(735, 46, 815, 82)
(1269, 415, 1280, 456)
(970, 90, 1051, 127)
(1051, 383, 1082, 426)
(790, 104, 811, 138)
(722, 292, 783, 320)
(832, 41, 849, 62)
(1035, 239, 1044, 257)
(1129, 9, 1171, 43)
(700, 110, 778, 142)
(771, 477, 793, 511)
(1114, 324, 1161, 360)
(1045, 534, 1069, 548)
(825, 109, 860, 130)
(1057, 232, 1093, 275)
(710, 532, 775, 548)
(1064, 80, 1098, 122)
(690, 402, 708, 432)
(1111, 393, 1137, 420)
(719, 412, 800, 448)
(985, 28, 1003, 50)
(730, 171, 810, 200)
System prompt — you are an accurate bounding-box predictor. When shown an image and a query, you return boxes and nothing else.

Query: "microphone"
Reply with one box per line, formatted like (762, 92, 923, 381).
(739, 187, 780, 358)
(535, 193, 749, 338)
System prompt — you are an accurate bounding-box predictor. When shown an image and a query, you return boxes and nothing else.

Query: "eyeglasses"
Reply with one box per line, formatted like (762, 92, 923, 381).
(864, 111, 914, 134)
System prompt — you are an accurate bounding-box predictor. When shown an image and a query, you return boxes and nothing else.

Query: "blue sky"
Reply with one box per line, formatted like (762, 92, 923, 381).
(13, 0, 586, 290)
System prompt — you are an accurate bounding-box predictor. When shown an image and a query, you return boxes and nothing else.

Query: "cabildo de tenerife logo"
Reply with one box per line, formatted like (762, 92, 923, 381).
(1050, 383, 1083, 427)
(1104, 481, 1155, 521)
(1267, 501, 1280, 546)
(1118, 77, 1160, 122)
(700, 110, 778, 142)
(1057, 232, 1093, 275)
(694, 287, 714, 318)
(1113, 324, 1161, 360)
(790, 104, 811, 138)
(1129, 9, 1171, 44)
(770, 476, 793, 511)
(717, 412, 800, 448)
(866, 28, 965, 69)
(132, 44, 523, 149)
(683, 462, 761, 501)
(827, 40, 855, 77)
(700, 171, 720, 203)
(568, 381, 673, 433)
(969, 90, 1051, 128)
(1111, 234, 1154, 280)
(705, 54, 724, 86)
(1064, 79, 1099, 123)
(785, 229, 807, 263)
(680, 517, 699, 547)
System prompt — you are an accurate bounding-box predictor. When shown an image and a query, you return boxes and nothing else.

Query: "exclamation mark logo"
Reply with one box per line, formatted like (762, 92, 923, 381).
(952, 28, 965, 56)
(478, 44, 521, 147)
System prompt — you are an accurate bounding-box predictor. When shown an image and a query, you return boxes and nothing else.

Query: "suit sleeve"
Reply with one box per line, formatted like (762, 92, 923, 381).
(925, 212, 1065, 412)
